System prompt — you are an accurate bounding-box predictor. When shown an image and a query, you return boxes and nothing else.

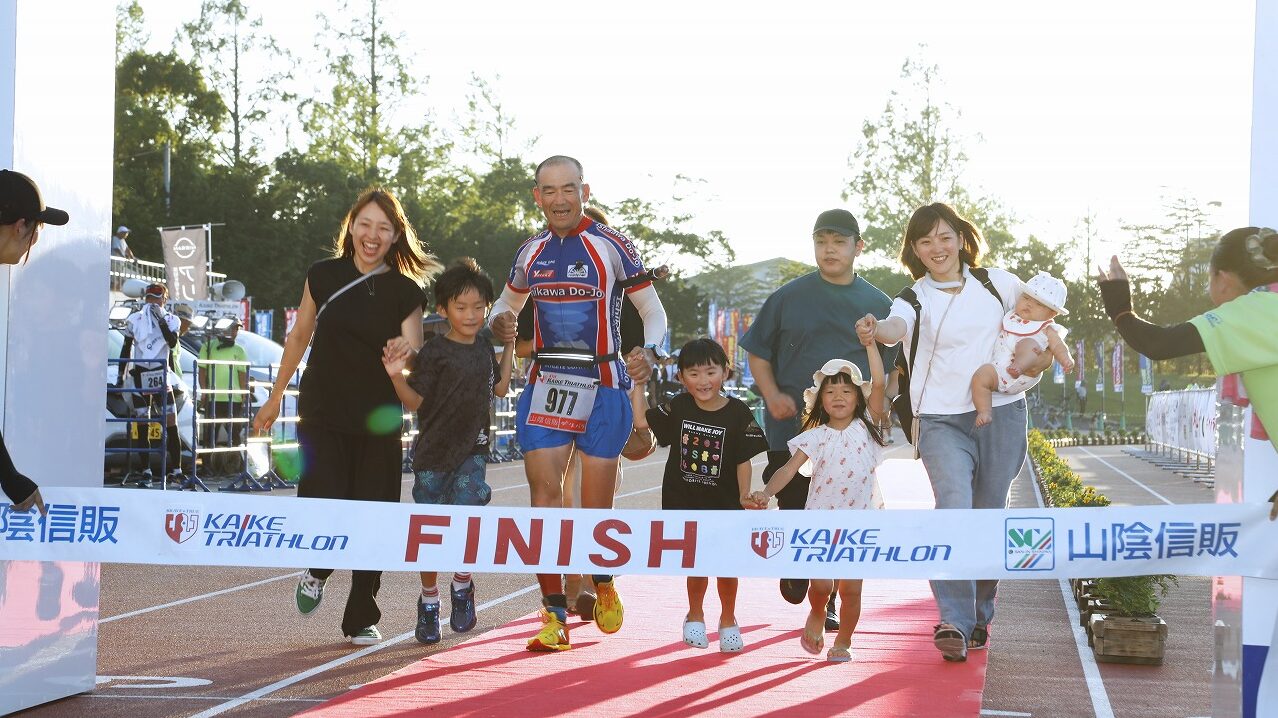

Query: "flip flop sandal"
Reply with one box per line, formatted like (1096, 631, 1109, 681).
(800, 630, 824, 655)
(933, 624, 967, 662)
(683, 620, 709, 649)
(718, 625, 744, 653)
(827, 646, 852, 663)
(969, 624, 989, 650)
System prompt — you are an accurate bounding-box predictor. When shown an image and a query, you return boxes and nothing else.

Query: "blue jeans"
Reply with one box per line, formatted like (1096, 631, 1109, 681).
(918, 399, 1027, 640)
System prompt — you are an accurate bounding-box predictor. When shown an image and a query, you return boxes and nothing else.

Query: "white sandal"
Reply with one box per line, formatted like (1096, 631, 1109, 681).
(683, 620, 709, 649)
(718, 624, 744, 653)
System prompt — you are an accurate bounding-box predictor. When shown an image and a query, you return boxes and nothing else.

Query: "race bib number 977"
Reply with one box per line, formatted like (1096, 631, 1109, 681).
(526, 371, 598, 433)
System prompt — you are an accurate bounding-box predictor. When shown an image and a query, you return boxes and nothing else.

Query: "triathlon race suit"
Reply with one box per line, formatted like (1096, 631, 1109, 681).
(504, 217, 653, 456)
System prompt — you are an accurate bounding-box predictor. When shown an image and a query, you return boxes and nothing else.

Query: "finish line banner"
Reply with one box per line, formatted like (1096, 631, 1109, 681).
(2, 488, 1276, 581)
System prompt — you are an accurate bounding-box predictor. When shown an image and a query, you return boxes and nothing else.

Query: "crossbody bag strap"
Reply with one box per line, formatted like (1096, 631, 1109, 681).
(314, 264, 390, 323)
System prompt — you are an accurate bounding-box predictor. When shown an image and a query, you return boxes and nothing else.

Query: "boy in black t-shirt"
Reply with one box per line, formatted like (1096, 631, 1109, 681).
(641, 338, 768, 653)
(384, 258, 515, 644)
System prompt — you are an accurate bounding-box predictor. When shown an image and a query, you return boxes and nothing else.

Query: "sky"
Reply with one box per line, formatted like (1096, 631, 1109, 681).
(138, 0, 1258, 274)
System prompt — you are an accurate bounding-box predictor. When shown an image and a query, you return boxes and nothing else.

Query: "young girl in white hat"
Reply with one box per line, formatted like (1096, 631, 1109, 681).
(749, 330, 889, 662)
(970, 271, 1076, 428)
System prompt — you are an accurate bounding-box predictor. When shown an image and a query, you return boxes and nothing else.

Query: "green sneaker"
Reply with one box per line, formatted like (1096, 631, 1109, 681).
(295, 571, 325, 615)
(350, 625, 382, 645)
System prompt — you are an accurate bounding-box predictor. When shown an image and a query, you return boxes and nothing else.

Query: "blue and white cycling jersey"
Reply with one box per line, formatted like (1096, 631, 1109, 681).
(506, 217, 651, 390)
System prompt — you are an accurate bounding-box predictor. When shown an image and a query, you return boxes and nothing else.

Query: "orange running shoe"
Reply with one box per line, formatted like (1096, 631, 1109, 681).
(593, 580, 624, 634)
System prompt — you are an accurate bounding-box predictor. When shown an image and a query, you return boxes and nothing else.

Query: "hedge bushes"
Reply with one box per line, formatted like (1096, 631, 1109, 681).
(1028, 430, 1110, 507)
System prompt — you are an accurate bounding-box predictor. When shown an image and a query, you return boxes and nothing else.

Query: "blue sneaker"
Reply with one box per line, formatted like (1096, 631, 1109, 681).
(450, 582, 477, 633)
(416, 598, 441, 644)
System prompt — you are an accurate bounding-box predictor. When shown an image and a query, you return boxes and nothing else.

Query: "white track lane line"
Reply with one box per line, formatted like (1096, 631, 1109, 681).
(188, 583, 542, 717)
(1026, 460, 1115, 718)
(100, 572, 301, 624)
(1077, 447, 1174, 505)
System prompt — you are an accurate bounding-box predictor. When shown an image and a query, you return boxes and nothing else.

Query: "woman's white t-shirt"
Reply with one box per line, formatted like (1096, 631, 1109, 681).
(888, 266, 1024, 415)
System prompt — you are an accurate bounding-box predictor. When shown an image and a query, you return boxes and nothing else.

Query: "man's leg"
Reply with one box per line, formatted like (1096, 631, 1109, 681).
(574, 386, 633, 635)
(524, 444, 574, 600)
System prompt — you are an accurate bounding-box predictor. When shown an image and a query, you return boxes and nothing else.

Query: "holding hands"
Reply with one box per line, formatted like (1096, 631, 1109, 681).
(624, 346, 654, 384)
(382, 336, 415, 377)
(490, 310, 518, 344)
(855, 314, 878, 347)
(745, 490, 770, 509)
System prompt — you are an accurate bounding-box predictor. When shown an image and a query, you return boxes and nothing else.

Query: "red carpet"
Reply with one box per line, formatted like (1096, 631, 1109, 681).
(300, 575, 987, 718)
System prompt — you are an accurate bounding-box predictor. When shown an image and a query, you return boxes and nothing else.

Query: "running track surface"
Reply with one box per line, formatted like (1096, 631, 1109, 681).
(299, 576, 986, 718)
(299, 460, 986, 718)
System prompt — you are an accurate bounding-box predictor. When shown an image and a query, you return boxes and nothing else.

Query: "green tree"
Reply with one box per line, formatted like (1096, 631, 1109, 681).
(844, 55, 1011, 261)
(113, 28, 226, 259)
(303, 0, 442, 185)
(182, 0, 295, 168)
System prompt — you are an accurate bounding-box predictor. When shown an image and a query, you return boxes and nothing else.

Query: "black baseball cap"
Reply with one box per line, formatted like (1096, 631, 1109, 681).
(0, 169, 69, 226)
(813, 209, 860, 238)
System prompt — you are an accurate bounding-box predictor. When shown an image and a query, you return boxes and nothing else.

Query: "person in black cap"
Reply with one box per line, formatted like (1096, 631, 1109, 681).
(0, 169, 69, 514)
(739, 208, 897, 629)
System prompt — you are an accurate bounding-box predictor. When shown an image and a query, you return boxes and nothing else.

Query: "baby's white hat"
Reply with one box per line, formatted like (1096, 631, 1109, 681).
(802, 358, 870, 414)
(1022, 272, 1069, 315)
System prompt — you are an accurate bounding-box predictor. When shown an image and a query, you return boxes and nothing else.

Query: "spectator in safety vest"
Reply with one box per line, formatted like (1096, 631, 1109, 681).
(197, 316, 249, 451)
(0, 169, 67, 515)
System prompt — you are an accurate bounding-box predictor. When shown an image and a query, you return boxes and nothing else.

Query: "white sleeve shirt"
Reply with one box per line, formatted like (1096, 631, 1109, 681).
(887, 266, 1024, 415)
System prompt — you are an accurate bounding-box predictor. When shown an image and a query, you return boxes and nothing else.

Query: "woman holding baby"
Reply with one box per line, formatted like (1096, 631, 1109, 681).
(856, 202, 1065, 663)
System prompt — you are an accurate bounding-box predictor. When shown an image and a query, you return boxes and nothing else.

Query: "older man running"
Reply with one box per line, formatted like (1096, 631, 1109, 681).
(489, 155, 667, 652)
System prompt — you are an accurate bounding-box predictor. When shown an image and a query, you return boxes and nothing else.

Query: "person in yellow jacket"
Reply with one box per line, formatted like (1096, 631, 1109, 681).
(197, 317, 249, 452)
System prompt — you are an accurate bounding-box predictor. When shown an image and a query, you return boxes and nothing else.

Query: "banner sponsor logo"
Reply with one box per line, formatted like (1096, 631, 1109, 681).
(165, 510, 199, 544)
(1006, 517, 1054, 571)
(751, 528, 784, 559)
(1, 503, 120, 544)
(786, 526, 951, 565)
(198, 512, 350, 551)
(160, 227, 208, 301)
(1066, 519, 1239, 562)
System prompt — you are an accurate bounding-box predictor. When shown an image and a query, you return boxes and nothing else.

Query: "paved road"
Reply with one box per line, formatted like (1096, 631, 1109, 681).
(982, 444, 1215, 718)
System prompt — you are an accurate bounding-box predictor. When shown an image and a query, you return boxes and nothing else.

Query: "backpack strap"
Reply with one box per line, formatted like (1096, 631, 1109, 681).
(969, 266, 1005, 308)
(895, 286, 922, 376)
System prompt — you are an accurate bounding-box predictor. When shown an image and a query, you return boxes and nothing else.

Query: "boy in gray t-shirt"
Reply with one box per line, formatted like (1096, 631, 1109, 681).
(384, 258, 514, 645)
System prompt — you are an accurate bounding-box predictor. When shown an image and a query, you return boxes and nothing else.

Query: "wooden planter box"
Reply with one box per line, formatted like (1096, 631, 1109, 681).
(1089, 614, 1167, 665)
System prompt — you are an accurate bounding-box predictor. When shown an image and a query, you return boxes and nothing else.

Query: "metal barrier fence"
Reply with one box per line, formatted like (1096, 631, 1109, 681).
(109, 256, 225, 293)
(108, 355, 746, 490)
(106, 357, 176, 489)
(1139, 388, 1217, 485)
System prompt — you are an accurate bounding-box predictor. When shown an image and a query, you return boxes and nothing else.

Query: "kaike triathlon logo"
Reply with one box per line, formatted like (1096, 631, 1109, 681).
(166, 510, 199, 544)
(751, 528, 784, 559)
